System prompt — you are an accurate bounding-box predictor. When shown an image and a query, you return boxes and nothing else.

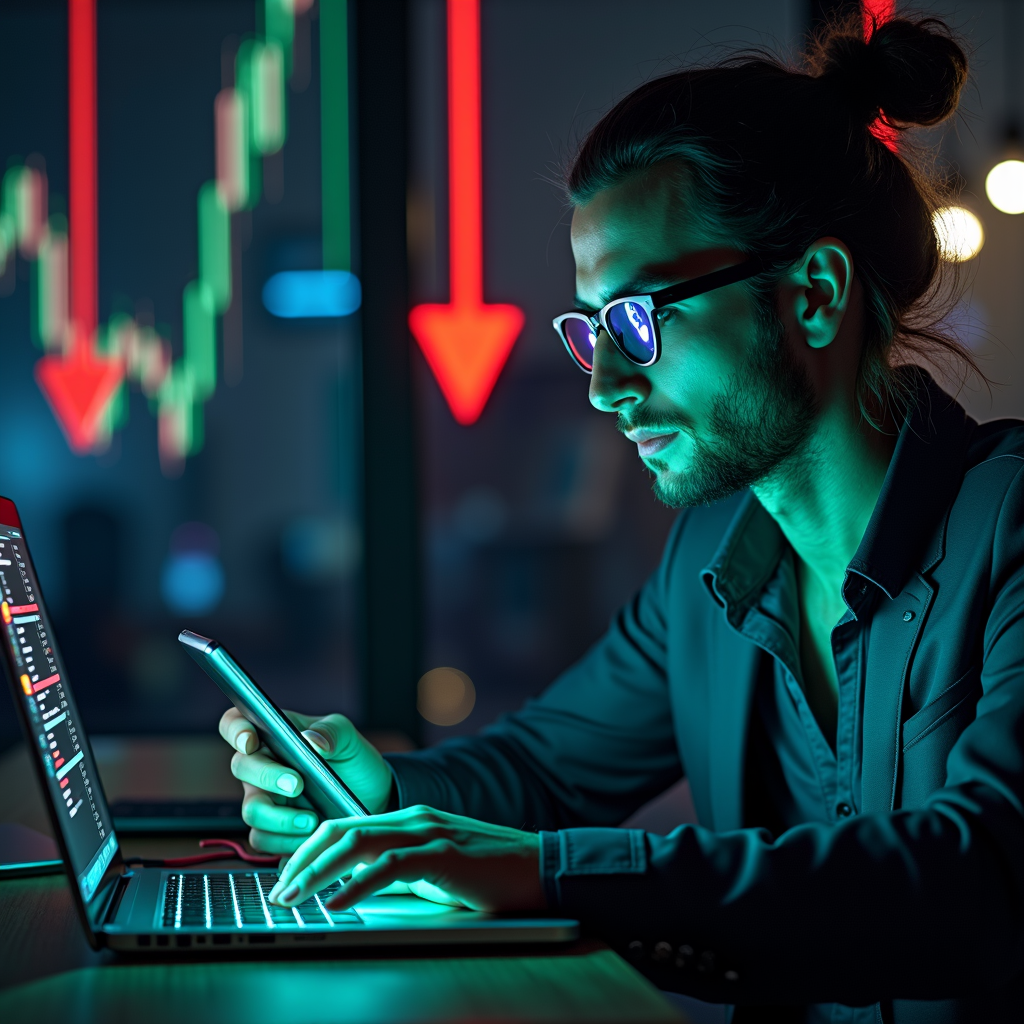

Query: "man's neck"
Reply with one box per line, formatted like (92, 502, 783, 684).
(752, 398, 897, 602)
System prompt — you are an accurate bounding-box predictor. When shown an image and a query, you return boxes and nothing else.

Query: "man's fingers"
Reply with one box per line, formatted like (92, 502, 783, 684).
(219, 707, 258, 755)
(272, 826, 438, 905)
(241, 785, 318, 836)
(269, 817, 366, 895)
(269, 808, 456, 901)
(271, 811, 436, 892)
(272, 807, 454, 893)
(324, 841, 454, 910)
(220, 708, 324, 755)
(231, 749, 303, 797)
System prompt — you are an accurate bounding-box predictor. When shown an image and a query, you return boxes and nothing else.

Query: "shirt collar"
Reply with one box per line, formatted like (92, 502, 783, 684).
(847, 368, 975, 598)
(702, 492, 784, 626)
(702, 368, 976, 615)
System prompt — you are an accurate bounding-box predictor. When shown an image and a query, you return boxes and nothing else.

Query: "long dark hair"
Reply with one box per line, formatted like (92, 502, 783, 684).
(566, 14, 975, 425)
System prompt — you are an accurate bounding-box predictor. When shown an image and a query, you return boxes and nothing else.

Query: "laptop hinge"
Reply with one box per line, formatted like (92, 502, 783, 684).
(96, 869, 134, 927)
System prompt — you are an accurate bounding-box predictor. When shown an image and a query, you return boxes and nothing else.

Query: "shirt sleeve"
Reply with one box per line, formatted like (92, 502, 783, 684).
(384, 514, 689, 832)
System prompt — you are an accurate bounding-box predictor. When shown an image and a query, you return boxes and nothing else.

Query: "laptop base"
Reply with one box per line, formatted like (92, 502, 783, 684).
(104, 870, 578, 952)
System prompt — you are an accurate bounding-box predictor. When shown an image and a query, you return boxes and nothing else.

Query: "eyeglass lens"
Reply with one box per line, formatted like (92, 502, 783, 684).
(563, 317, 598, 371)
(606, 301, 656, 364)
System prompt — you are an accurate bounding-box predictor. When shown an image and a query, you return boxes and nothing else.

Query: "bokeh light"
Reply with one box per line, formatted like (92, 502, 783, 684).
(985, 159, 1024, 215)
(417, 667, 476, 726)
(262, 269, 361, 318)
(933, 206, 984, 263)
(160, 522, 225, 615)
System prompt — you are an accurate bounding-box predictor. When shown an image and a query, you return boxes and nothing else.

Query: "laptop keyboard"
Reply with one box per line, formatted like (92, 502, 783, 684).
(160, 871, 360, 929)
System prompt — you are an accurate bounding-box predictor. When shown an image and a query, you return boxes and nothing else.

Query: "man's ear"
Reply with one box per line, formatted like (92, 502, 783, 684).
(787, 238, 854, 351)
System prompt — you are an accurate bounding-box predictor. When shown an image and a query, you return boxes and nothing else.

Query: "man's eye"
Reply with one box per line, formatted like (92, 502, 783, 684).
(655, 307, 677, 324)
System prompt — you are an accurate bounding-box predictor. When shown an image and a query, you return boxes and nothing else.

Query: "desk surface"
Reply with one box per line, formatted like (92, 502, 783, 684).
(0, 738, 683, 1023)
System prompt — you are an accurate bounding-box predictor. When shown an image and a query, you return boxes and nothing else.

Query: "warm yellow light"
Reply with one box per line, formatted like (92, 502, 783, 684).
(417, 667, 476, 726)
(933, 206, 985, 262)
(986, 159, 1024, 214)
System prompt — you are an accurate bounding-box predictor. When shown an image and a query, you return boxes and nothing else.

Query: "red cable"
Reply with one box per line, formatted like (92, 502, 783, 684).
(125, 838, 280, 868)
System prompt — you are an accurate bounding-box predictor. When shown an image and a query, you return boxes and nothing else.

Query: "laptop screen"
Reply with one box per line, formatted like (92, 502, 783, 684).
(0, 510, 117, 903)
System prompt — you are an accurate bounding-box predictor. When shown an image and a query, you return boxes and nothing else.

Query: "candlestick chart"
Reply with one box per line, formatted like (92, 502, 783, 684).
(0, 0, 349, 473)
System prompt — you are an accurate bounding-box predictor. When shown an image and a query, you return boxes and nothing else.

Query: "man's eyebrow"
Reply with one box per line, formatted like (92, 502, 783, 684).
(574, 274, 679, 311)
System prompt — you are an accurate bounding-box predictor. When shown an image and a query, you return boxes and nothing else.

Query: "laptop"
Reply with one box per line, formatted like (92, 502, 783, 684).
(0, 495, 579, 952)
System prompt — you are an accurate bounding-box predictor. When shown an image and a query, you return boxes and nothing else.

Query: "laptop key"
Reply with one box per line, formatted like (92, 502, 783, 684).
(208, 874, 236, 926)
(231, 873, 271, 925)
(179, 875, 207, 926)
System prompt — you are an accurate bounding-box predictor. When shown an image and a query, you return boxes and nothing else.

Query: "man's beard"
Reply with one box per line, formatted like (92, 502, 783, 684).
(620, 300, 818, 509)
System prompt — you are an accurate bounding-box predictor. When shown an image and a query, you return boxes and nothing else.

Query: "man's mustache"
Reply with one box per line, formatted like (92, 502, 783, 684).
(617, 409, 689, 436)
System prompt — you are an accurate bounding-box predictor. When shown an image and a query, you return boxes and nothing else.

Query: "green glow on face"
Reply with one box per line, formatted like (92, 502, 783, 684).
(320, 0, 350, 272)
(198, 181, 231, 313)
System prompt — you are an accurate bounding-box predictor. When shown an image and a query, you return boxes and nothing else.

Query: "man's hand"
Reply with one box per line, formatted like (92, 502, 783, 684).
(266, 805, 545, 913)
(218, 707, 394, 853)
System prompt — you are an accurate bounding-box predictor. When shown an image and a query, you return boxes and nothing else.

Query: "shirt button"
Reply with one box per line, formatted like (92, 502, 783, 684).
(651, 941, 673, 963)
(627, 940, 644, 962)
(675, 944, 695, 970)
(697, 951, 716, 974)
(836, 802, 853, 818)
(724, 970, 740, 983)
(903, 610, 914, 622)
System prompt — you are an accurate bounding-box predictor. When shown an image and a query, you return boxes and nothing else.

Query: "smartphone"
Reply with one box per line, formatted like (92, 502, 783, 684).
(178, 630, 368, 821)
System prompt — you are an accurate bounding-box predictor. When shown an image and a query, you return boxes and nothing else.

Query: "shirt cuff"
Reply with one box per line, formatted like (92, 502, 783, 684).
(538, 827, 647, 909)
(539, 831, 561, 908)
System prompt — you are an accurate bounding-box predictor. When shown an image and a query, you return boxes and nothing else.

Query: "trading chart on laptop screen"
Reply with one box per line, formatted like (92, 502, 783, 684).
(0, 517, 116, 901)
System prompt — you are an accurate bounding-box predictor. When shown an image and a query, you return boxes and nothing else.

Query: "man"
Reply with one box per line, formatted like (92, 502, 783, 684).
(220, 16, 1022, 1021)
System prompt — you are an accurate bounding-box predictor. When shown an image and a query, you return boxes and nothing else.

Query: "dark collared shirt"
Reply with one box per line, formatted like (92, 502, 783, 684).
(717, 526, 883, 1023)
(741, 547, 867, 832)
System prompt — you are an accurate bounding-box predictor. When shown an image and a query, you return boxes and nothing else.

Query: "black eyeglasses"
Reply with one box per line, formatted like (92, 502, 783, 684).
(552, 256, 765, 373)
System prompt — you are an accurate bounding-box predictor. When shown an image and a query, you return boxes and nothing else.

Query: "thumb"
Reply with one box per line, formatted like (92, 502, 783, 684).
(300, 714, 361, 761)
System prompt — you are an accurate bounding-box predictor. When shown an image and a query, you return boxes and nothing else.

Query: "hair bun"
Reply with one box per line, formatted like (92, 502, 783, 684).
(812, 16, 967, 129)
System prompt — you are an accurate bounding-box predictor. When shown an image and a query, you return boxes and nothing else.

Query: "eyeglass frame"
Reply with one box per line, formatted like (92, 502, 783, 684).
(552, 255, 767, 374)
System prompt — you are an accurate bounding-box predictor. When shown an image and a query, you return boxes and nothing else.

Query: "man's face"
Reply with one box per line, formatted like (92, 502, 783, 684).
(571, 163, 817, 507)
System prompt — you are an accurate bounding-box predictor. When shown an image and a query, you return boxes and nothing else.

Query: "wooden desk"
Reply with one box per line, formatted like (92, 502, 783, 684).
(0, 738, 683, 1022)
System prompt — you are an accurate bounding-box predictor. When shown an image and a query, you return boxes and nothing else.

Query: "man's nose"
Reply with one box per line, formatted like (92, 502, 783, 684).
(588, 328, 650, 413)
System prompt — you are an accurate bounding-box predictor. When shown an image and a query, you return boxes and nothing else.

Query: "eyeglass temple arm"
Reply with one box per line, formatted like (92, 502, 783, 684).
(649, 256, 766, 309)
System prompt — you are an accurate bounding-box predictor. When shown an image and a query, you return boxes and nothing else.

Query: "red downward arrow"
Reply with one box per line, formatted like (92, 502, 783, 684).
(408, 0, 524, 426)
(35, 0, 122, 453)
(36, 337, 123, 454)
